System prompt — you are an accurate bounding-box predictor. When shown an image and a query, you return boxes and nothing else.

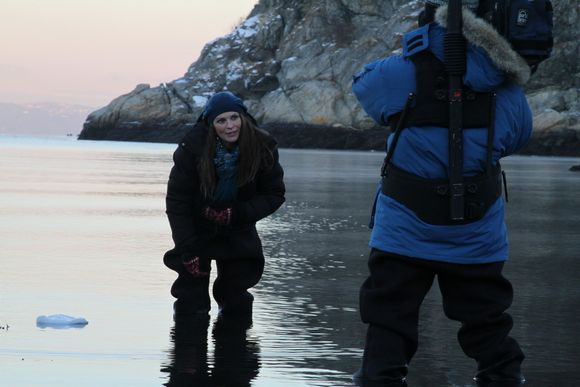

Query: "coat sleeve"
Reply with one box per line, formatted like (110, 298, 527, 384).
(510, 92, 533, 156)
(352, 55, 416, 125)
(232, 146, 285, 225)
(497, 84, 533, 157)
(165, 144, 205, 255)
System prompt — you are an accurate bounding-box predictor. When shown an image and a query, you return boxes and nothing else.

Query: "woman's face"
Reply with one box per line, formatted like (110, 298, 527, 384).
(213, 111, 241, 145)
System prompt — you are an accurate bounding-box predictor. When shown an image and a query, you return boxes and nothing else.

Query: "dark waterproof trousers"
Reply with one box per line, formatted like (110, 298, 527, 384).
(357, 249, 524, 386)
(164, 249, 264, 314)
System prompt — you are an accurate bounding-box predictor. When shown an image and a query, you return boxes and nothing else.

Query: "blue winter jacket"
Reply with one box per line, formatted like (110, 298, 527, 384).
(352, 10, 532, 264)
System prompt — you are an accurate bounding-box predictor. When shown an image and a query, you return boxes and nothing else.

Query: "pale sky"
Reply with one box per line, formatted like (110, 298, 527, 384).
(0, 0, 259, 108)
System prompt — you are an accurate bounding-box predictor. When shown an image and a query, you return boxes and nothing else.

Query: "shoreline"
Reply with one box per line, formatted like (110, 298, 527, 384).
(77, 122, 580, 157)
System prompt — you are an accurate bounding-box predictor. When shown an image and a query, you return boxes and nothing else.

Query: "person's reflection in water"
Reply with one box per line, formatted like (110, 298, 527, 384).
(163, 313, 211, 386)
(212, 310, 259, 386)
(162, 308, 259, 387)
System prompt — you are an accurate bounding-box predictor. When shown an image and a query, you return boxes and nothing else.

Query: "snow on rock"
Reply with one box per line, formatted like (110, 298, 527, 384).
(235, 15, 260, 39)
(192, 95, 209, 107)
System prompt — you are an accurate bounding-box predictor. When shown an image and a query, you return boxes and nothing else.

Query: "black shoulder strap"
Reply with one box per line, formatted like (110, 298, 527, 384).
(388, 52, 492, 130)
(381, 93, 415, 177)
(445, 0, 466, 221)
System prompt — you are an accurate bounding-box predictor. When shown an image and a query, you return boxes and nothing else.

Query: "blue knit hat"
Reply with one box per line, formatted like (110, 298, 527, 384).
(202, 91, 247, 124)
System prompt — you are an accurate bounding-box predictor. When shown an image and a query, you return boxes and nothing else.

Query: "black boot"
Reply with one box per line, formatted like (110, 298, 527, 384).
(218, 291, 253, 316)
(352, 368, 408, 387)
(170, 274, 211, 316)
(473, 366, 525, 386)
(353, 324, 411, 387)
(173, 298, 210, 319)
(216, 291, 253, 330)
(474, 377, 525, 387)
(473, 338, 525, 387)
(475, 381, 525, 387)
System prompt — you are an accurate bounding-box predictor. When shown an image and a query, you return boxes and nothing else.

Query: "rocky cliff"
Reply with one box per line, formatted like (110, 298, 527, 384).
(79, 0, 579, 155)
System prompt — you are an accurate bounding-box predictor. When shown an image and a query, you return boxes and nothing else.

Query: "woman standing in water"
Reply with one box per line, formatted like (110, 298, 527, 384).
(163, 91, 285, 319)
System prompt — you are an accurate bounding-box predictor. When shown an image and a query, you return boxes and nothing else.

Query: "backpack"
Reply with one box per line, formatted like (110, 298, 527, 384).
(479, 0, 554, 69)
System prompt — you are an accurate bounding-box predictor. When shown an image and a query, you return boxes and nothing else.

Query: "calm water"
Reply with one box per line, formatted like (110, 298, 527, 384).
(0, 136, 579, 387)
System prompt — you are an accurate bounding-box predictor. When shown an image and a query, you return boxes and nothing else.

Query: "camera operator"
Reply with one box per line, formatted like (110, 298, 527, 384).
(351, 0, 533, 385)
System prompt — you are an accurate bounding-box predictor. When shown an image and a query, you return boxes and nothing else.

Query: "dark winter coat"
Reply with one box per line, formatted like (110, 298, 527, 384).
(165, 122, 285, 262)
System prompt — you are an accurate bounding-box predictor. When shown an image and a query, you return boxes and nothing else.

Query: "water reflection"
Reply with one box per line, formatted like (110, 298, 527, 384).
(2, 138, 579, 386)
(162, 314, 260, 387)
(160, 152, 580, 387)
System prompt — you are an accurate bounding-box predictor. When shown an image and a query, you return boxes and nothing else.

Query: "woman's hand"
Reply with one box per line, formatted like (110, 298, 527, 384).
(202, 207, 233, 226)
(182, 256, 209, 277)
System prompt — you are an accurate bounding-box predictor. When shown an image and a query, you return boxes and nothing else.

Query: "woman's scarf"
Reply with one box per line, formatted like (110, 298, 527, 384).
(212, 140, 239, 202)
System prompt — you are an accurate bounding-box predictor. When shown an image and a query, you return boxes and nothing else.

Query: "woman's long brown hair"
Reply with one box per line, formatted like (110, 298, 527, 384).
(197, 114, 274, 199)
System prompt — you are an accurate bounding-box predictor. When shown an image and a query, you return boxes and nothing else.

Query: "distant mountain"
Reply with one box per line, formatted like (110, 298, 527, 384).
(0, 102, 93, 136)
(79, 0, 579, 155)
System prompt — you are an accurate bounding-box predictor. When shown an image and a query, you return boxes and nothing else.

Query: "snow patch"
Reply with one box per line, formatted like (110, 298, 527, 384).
(213, 43, 232, 53)
(235, 15, 260, 39)
(226, 59, 245, 82)
(192, 95, 208, 107)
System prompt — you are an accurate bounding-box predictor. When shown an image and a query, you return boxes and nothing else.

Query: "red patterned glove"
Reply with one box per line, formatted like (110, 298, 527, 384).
(202, 207, 233, 226)
(182, 256, 209, 277)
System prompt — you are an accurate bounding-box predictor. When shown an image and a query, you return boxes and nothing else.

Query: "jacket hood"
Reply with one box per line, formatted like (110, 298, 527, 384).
(179, 122, 210, 156)
(435, 5, 530, 85)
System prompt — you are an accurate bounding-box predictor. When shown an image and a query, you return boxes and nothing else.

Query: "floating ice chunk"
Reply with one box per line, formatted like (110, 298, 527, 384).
(36, 314, 88, 329)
